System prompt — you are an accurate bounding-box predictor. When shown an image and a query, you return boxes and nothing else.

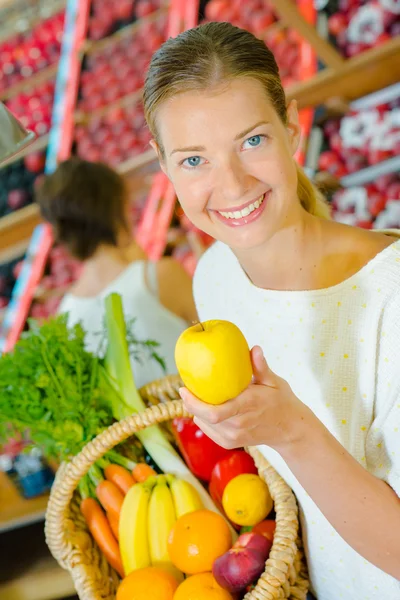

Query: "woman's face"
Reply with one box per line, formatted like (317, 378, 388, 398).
(154, 77, 302, 251)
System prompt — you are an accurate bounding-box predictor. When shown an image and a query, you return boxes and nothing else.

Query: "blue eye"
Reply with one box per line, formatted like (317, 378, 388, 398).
(183, 156, 203, 168)
(244, 135, 263, 148)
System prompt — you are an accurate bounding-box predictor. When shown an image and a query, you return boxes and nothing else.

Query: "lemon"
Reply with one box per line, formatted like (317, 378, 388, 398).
(222, 474, 273, 527)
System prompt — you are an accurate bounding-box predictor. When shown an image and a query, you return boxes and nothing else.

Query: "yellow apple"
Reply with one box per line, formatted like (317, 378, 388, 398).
(175, 320, 253, 405)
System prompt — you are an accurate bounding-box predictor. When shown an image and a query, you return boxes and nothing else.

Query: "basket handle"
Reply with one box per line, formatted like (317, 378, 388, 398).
(45, 399, 188, 563)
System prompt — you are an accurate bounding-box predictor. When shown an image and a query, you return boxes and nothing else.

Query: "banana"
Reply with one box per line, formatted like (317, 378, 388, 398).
(148, 476, 184, 582)
(119, 479, 154, 575)
(168, 476, 203, 518)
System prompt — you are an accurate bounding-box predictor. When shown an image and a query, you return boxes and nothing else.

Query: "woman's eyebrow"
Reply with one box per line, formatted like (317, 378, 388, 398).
(170, 121, 270, 156)
(234, 120, 270, 141)
(170, 145, 205, 156)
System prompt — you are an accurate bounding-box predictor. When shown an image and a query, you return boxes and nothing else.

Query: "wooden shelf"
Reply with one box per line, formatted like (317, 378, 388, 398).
(0, 64, 58, 102)
(0, 0, 66, 45)
(268, 0, 344, 69)
(118, 147, 157, 175)
(84, 6, 167, 55)
(75, 87, 143, 123)
(0, 205, 42, 253)
(0, 471, 49, 534)
(286, 36, 400, 109)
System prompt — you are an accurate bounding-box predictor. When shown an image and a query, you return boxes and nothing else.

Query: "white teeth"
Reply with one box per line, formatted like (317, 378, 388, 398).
(218, 194, 265, 219)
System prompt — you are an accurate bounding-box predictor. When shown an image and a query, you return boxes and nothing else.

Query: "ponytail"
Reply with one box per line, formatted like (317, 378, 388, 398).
(296, 164, 331, 220)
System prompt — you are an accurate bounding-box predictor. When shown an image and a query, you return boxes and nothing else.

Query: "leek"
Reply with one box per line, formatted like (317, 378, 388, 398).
(103, 292, 235, 532)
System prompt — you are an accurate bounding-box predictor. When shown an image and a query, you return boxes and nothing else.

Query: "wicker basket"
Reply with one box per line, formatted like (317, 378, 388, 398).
(45, 375, 309, 600)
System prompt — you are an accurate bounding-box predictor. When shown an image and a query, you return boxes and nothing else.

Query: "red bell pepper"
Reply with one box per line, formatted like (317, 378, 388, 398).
(171, 417, 231, 481)
(210, 450, 258, 503)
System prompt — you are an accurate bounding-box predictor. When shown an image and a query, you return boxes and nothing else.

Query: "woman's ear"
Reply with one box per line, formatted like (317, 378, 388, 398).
(150, 139, 168, 176)
(286, 100, 301, 156)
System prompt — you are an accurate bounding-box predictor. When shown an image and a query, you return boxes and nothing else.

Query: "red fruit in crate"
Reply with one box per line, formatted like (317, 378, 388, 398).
(24, 151, 46, 173)
(250, 11, 275, 35)
(328, 13, 348, 36)
(8, 189, 29, 210)
(345, 153, 366, 174)
(205, 0, 230, 21)
(329, 133, 343, 154)
(135, 0, 154, 18)
(213, 541, 267, 593)
(368, 148, 392, 165)
(346, 43, 366, 57)
(318, 151, 342, 175)
(387, 182, 400, 201)
(375, 173, 397, 193)
(367, 191, 387, 217)
(357, 219, 373, 229)
(115, 0, 133, 19)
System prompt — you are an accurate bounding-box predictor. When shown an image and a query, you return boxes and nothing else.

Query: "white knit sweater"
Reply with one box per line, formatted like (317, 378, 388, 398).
(193, 238, 400, 600)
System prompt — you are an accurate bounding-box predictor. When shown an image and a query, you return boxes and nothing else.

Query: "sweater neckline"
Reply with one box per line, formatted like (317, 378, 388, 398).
(228, 238, 400, 300)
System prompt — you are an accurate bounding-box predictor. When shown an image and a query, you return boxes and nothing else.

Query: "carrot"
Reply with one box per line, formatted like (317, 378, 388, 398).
(107, 511, 120, 540)
(104, 464, 135, 495)
(96, 480, 124, 518)
(132, 462, 157, 483)
(80, 497, 124, 577)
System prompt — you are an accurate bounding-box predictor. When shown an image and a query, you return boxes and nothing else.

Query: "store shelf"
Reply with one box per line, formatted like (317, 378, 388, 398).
(85, 5, 167, 55)
(0, 205, 42, 254)
(0, 64, 58, 102)
(341, 155, 400, 189)
(268, 0, 344, 69)
(287, 36, 400, 110)
(0, 472, 49, 534)
(118, 147, 157, 175)
(75, 86, 143, 123)
(0, 0, 65, 44)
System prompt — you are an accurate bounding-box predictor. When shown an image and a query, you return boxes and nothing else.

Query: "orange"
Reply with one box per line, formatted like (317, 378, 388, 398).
(116, 566, 179, 600)
(167, 509, 232, 574)
(222, 473, 273, 526)
(173, 572, 234, 600)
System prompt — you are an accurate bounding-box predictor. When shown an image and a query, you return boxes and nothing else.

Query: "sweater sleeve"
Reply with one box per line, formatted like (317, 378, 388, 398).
(365, 292, 400, 496)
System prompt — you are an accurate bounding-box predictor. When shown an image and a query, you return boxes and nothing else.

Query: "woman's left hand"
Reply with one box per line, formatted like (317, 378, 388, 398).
(179, 346, 311, 452)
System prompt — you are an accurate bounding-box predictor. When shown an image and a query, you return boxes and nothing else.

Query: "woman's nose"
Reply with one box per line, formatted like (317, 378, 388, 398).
(218, 156, 250, 203)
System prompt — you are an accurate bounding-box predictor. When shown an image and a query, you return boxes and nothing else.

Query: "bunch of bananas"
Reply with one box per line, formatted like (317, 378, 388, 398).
(119, 474, 203, 579)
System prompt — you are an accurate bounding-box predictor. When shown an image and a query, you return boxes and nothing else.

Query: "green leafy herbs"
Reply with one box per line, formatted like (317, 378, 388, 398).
(0, 310, 166, 462)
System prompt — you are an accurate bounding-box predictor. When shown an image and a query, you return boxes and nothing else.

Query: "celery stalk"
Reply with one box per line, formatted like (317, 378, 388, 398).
(103, 293, 236, 535)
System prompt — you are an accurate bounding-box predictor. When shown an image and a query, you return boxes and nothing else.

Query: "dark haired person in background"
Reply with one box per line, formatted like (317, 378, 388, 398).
(37, 157, 196, 387)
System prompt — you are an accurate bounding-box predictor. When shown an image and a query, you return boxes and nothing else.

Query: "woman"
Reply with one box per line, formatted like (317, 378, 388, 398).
(143, 22, 400, 600)
(37, 158, 196, 388)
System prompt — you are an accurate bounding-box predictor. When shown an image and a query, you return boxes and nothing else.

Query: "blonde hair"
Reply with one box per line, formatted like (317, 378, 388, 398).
(143, 22, 330, 219)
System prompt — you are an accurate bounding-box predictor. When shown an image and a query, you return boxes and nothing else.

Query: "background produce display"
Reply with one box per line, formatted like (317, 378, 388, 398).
(203, 0, 311, 87)
(0, 10, 64, 93)
(88, 0, 164, 41)
(321, 0, 400, 58)
(318, 97, 400, 178)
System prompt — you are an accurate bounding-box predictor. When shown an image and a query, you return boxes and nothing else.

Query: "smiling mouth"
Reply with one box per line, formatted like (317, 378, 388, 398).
(216, 194, 265, 219)
(216, 194, 266, 219)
